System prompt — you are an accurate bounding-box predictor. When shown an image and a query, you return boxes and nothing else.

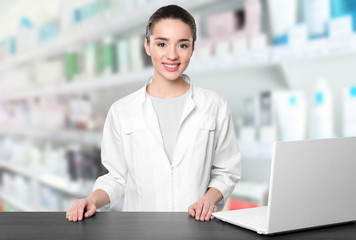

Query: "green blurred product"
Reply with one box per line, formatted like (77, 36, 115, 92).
(116, 37, 130, 72)
(97, 36, 115, 75)
(85, 42, 97, 78)
(65, 51, 78, 82)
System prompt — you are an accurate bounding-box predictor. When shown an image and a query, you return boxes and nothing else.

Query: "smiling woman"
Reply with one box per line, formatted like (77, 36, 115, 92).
(66, 4, 241, 224)
(144, 19, 193, 98)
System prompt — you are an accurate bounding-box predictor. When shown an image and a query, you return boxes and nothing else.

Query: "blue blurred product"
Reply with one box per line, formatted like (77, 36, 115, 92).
(267, 0, 298, 45)
(273, 91, 306, 141)
(38, 23, 60, 43)
(331, 0, 356, 31)
(17, 17, 36, 53)
(311, 78, 334, 139)
(5, 37, 17, 56)
(302, 0, 330, 39)
(343, 86, 356, 137)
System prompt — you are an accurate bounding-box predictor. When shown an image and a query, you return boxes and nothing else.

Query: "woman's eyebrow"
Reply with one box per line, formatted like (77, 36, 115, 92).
(154, 37, 191, 42)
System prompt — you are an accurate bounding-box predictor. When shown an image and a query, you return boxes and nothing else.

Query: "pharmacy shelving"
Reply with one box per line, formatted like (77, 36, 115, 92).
(0, 0, 220, 74)
(0, 191, 34, 211)
(0, 160, 93, 197)
(0, 127, 102, 146)
(0, 67, 150, 102)
(1, 0, 356, 212)
(2, 33, 356, 103)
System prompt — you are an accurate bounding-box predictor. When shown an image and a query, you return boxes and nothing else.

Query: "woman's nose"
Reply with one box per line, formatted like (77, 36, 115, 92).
(167, 46, 178, 60)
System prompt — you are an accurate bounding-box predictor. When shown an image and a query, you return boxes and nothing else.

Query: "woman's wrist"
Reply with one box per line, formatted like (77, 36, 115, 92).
(203, 187, 223, 205)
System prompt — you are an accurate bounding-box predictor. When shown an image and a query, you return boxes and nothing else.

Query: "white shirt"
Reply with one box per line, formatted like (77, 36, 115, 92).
(149, 91, 188, 163)
(93, 74, 241, 211)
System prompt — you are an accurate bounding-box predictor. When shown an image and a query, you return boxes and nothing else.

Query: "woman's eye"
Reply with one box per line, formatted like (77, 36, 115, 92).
(179, 44, 189, 49)
(157, 43, 166, 47)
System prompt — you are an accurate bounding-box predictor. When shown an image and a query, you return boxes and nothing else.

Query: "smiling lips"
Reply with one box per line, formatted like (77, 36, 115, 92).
(163, 63, 180, 72)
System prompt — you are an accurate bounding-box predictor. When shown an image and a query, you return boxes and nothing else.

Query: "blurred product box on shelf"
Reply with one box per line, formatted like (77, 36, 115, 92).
(328, 15, 354, 39)
(288, 24, 308, 47)
(331, 0, 356, 32)
(267, 0, 298, 45)
(273, 91, 306, 141)
(311, 78, 334, 139)
(343, 86, 356, 137)
(302, 0, 330, 39)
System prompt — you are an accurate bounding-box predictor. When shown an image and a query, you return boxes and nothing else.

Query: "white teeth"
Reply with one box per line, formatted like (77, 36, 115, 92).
(164, 64, 178, 68)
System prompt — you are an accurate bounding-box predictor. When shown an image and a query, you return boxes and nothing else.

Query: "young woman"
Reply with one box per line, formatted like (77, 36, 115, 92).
(66, 4, 241, 222)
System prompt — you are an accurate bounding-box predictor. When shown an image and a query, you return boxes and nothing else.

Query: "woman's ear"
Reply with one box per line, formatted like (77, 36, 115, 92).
(144, 38, 151, 56)
(191, 45, 195, 57)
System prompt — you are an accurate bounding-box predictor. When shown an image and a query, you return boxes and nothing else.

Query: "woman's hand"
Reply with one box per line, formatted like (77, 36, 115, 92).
(66, 198, 97, 222)
(188, 198, 217, 221)
(188, 187, 222, 221)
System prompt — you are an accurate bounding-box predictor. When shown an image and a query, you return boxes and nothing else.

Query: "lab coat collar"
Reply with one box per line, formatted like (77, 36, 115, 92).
(141, 74, 193, 101)
(139, 74, 196, 161)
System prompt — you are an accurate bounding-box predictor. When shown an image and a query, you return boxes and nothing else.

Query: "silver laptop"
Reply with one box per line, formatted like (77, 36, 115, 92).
(213, 137, 356, 235)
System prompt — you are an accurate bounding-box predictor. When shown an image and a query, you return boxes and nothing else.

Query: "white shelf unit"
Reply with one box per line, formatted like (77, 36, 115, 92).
(0, 191, 34, 211)
(0, 0, 220, 73)
(1, 0, 356, 211)
(0, 160, 93, 197)
(1, 34, 356, 103)
(0, 127, 102, 146)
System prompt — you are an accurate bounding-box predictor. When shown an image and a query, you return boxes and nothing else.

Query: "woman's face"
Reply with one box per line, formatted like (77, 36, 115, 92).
(144, 19, 194, 82)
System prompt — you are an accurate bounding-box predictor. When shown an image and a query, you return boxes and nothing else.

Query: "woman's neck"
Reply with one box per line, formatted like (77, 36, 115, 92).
(146, 75, 189, 99)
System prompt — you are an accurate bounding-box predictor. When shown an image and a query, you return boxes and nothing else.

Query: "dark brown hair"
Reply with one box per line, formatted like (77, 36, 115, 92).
(145, 5, 197, 46)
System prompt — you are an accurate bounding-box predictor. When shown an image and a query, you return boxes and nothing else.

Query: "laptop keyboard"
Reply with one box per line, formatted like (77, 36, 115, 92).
(220, 206, 268, 230)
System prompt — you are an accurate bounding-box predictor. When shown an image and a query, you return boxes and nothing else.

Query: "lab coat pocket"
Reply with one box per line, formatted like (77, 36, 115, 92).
(185, 113, 216, 165)
(121, 116, 146, 135)
(188, 113, 216, 131)
(121, 115, 147, 164)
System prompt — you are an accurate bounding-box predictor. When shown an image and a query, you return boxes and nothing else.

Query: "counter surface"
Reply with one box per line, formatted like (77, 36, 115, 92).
(0, 212, 355, 240)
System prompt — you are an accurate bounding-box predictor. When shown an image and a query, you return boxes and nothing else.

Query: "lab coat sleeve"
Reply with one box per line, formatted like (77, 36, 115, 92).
(208, 100, 241, 209)
(93, 106, 127, 209)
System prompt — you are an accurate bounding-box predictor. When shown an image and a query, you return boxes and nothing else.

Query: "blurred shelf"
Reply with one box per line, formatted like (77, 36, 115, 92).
(0, 127, 102, 146)
(0, 191, 34, 211)
(2, 34, 356, 103)
(269, 35, 356, 64)
(231, 181, 269, 206)
(0, 160, 93, 197)
(189, 34, 356, 73)
(0, 68, 151, 102)
(0, 0, 219, 74)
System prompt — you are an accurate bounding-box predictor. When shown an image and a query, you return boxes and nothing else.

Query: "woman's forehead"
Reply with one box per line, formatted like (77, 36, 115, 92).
(151, 19, 192, 40)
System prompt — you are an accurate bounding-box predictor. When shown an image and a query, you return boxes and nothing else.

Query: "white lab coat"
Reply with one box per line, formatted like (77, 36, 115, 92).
(93, 74, 241, 211)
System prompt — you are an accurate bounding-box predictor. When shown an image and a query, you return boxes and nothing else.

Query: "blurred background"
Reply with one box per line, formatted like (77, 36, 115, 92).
(1, 0, 356, 212)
